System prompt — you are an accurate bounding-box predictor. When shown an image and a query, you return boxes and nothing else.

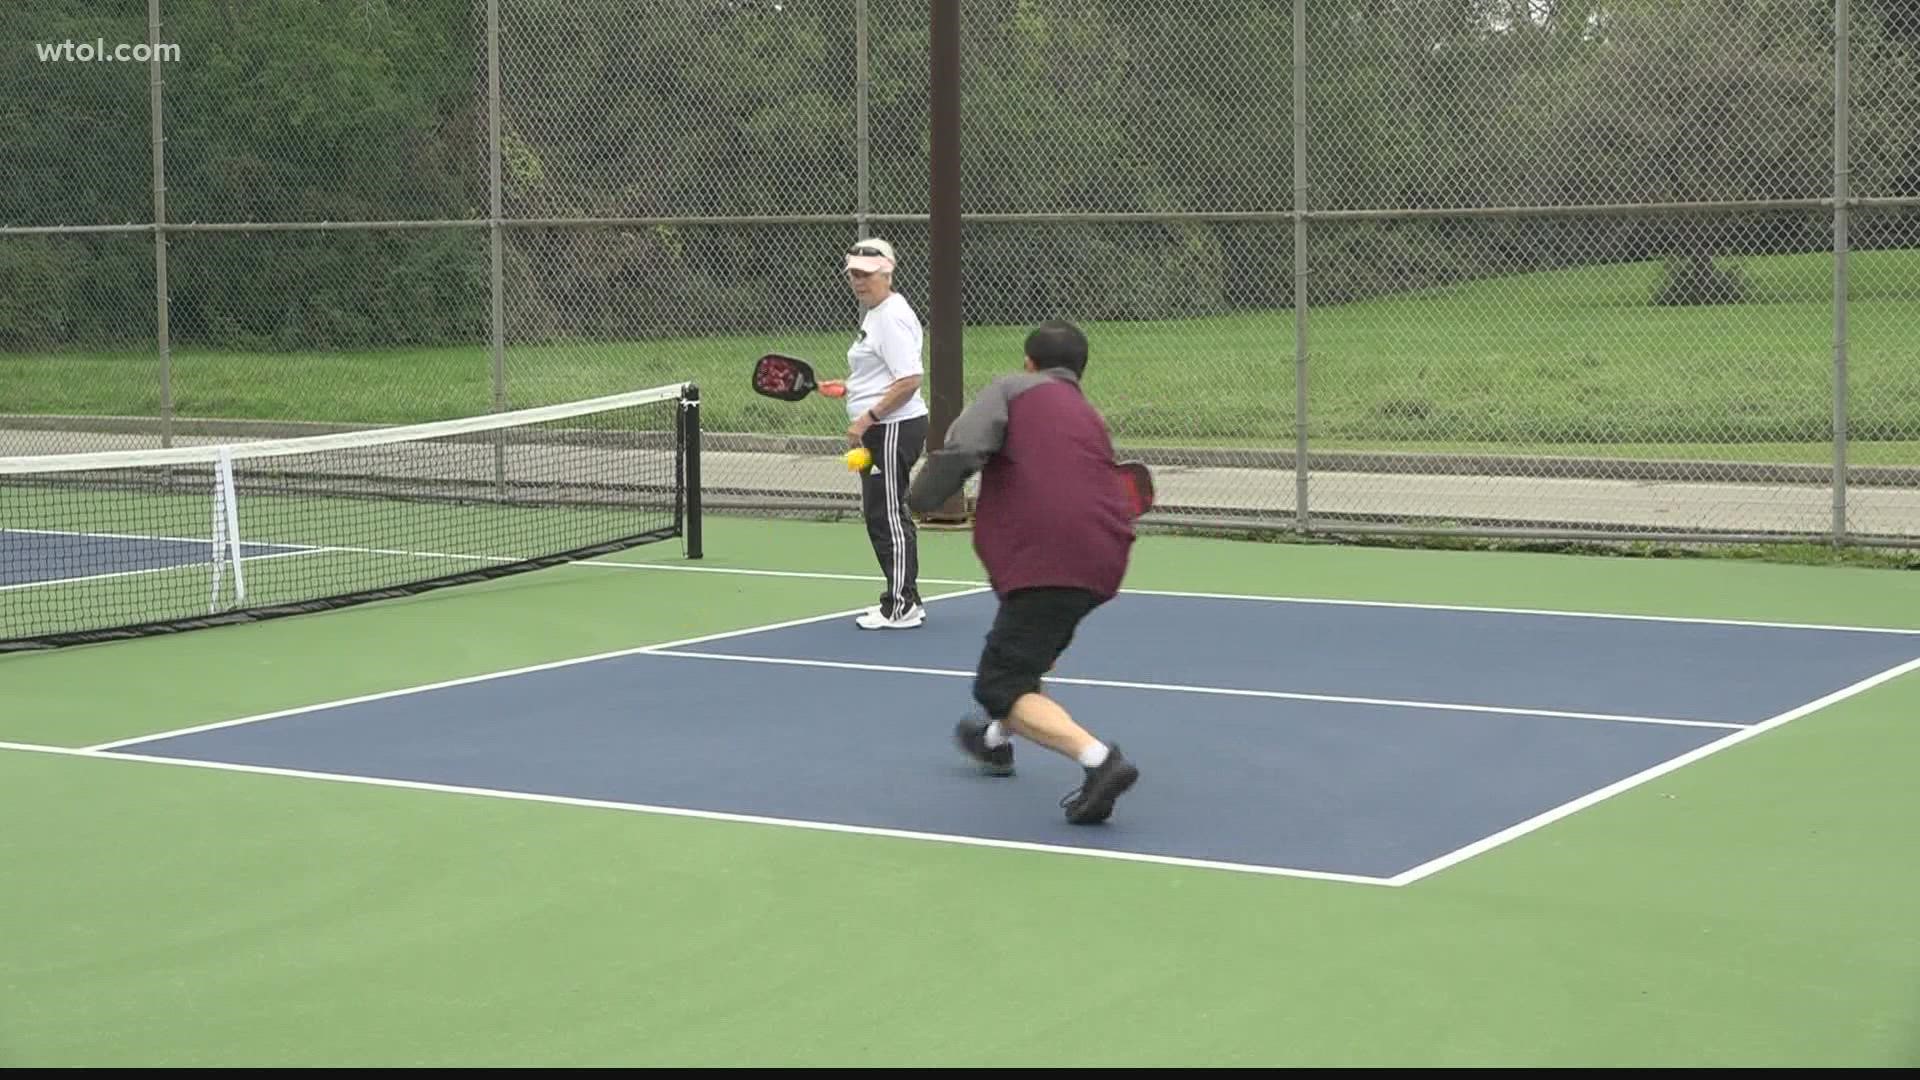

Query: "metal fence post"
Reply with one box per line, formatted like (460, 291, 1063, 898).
(149, 0, 171, 450)
(1292, 0, 1309, 533)
(488, 0, 507, 495)
(1832, 0, 1851, 544)
(856, 0, 870, 237)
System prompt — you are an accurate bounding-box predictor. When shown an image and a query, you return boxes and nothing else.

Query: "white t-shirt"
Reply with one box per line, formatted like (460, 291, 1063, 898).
(844, 291, 928, 423)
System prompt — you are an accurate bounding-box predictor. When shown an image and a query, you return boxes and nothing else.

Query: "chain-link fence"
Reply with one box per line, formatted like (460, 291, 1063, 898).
(4, 0, 1917, 544)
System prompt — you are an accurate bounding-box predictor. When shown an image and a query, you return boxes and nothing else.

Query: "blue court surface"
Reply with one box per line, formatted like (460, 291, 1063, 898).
(102, 587, 1920, 885)
(1, 528, 310, 587)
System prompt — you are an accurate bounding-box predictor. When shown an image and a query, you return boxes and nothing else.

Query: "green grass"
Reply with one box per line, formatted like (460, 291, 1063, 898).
(3, 518, 1919, 1065)
(4, 250, 1918, 465)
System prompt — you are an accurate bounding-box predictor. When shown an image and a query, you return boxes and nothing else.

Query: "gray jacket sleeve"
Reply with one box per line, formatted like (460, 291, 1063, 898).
(906, 373, 1049, 513)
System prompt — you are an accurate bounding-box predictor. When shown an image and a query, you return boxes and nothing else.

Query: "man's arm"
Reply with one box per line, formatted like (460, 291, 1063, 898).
(906, 380, 1012, 514)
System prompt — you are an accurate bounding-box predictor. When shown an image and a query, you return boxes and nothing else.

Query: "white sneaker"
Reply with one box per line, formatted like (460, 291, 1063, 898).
(856, 603, 925, 630)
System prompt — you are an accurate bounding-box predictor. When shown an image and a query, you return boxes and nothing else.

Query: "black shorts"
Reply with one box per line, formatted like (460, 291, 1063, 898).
(973, 587, 1105, 719)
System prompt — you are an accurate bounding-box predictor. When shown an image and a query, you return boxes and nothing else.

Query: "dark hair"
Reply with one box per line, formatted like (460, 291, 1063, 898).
(1023, 320, 1088, 377)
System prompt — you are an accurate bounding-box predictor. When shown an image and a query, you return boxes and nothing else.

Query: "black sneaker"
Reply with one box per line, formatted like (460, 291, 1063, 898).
(1060, 745, 1138, 825)
(953, 714, 1015, 776)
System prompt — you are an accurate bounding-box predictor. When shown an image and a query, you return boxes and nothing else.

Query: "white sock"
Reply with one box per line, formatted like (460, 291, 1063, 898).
(1077, 742, 1110, 768)
(983, 721, 1010, 748)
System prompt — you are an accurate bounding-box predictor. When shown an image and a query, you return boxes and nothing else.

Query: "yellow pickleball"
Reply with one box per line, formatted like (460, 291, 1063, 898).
(845, 447, 872, 472)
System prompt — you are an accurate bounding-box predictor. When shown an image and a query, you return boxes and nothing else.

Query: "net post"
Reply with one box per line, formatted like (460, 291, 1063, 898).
(682, 383, 703, 560)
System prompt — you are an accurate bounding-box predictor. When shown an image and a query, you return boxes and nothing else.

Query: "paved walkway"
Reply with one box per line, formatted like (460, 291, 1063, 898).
(699, 448, 1919, 540)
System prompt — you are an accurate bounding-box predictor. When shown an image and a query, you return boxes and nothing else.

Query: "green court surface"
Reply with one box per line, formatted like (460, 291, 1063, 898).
(3, 518, 1918, 1066)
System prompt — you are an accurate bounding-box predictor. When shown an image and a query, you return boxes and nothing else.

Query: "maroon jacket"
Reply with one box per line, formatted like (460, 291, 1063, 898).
(906, 368, 1135, 600)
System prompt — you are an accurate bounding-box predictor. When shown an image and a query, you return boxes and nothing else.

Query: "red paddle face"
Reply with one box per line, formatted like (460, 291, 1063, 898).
(752, 354, 817, 401)
(1117, 463, 1154, 517)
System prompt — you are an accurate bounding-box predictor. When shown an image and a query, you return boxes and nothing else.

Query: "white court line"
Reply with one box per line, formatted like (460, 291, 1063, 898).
(1386, 654, 1920, 887)
(302, 544, 516, 565)
(20, 532, 1916, 637)
(16, 660, 1911, 891)
(0, 739, 1394, 887)
(1, 535, 665, 594)
(12, 530, 1920, 636)
(5, 528, 639, 577)
(1111, 587, 1920, 637)
(577, 560, 984, 587)
(646, 649, 1744, 731)
(3, 527, 526, 568)
(83, 585, 993, 752)
(10, 607, 1914, 891)
(16, 553, 1917, 886)
(570, 560, 1920, 637)
(0, 544, 325, 593)
(3, 525, 221, 545)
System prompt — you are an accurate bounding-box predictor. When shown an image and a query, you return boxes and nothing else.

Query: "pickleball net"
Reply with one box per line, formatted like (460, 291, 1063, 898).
(0, 382, 702, 651)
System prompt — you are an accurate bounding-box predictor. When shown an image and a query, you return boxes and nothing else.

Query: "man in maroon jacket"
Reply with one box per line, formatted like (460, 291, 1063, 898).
(906, 320, 1140, 825)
